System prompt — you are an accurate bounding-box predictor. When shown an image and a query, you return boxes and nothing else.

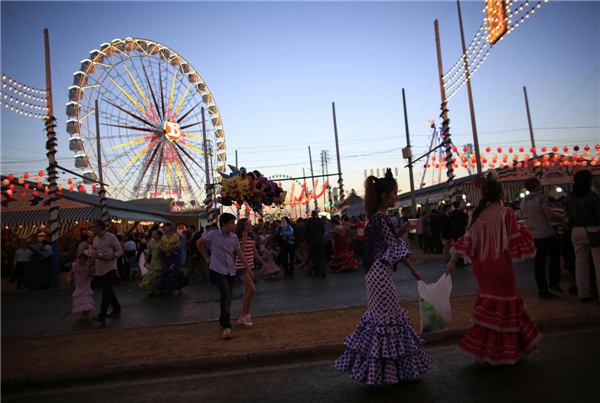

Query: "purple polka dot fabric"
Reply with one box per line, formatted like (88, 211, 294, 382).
(334, 214, 431, 385)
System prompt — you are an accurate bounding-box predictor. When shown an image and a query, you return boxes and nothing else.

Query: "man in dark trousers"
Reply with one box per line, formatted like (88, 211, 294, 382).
(305, 210, 326, 278)
(430, 209, 443, 254)
(188, 225, 209, 282)
(449, 200, 469, 266)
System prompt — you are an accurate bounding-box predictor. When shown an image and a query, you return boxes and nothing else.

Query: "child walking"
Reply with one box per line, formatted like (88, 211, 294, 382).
(334, 169, 430, 385)
(261, 243, 281, 279)
(67, 253, 96, 322)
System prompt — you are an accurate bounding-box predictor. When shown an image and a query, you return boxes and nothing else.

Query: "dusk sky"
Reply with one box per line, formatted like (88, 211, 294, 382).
(1, 1, 598, 204)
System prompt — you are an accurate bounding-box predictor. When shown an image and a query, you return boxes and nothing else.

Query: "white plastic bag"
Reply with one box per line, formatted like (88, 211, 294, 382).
(139, 252, 148, 276)
(418, 273, 452, 333)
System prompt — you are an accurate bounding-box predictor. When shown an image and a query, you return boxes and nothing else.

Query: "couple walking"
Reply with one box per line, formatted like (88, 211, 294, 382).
(335, 169, 541, 385)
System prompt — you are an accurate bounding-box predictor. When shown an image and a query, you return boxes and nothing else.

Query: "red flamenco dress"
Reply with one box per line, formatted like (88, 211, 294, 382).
(329, 225, 358, 272)
(451, 207, 541, 365)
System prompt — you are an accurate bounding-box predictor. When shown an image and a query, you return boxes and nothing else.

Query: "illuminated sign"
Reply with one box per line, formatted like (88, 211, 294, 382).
(146, 190, 180, 199)
(163, 120, 181, 142)
(486, 1, 508, 45)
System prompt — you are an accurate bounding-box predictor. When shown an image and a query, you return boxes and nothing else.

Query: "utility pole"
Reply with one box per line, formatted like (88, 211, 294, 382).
(202, 107, 216, 225)
(402, 89, 417, 215)
(308, 146, 317, 211)
(331, 102, 345, 209)
(95, 100, 108, 225)
(44, 28, 60, 289)
(303, 168, 308, 218)
(321, 150, 330, 211)
(457, 0, 482, 174)
(235, 150, 240, 218)
(435, 20, 456, 201)
(523, 86, 537, 157)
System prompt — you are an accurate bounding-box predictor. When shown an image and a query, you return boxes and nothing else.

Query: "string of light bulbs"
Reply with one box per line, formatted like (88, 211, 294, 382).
(0, 100, 49, 119)
(2, 74, 48, 98)
(443, 0, 548, 102)
(1, 91, 49, 111)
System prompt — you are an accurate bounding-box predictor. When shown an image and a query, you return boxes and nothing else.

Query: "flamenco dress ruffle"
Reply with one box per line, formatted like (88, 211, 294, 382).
(72, 287, 95, 313)
(329, 252, 358, 272)
(334, 309, 432, 385)
(158, 254, 189, 292)
(451, 208, 541, 365)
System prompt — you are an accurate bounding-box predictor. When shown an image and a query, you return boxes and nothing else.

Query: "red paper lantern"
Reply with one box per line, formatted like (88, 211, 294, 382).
(509, 148, 513, 153)
(92, 185, 97, 190)
(24, 183, 30, 189)
(486, 147, 491, 152)
(482, 158, 488, 164)
(497, 148, 502, 153)
(596, 145, 600, 150)
(57, 190, 62, 195)
(559, 162, 564, 166)
(551, 163, 555, 167)
(38, 182, 43, 188)
(463, 147, 468, 152)
(552, 147, 558, 152)
(20, 192, 26, 197)
(9, 184, 15, 191)
(584, 145, 590, 151)
(530, 147, 536, 153)
(574, 146, 579, 151)
(67, 179, 72, 185)
(32, 190, 38, 196)
(7, 174, 14, 181)
(516, 163, 523, 168)
(431, 156, 436, 161)
(38, 170, 44, 176)
(541, 147, 547, 152)
(563, 147, 569, 152)
(23, 172, 29, 179)
(45, 189, 50, 194)
(519, 148, 524, 152)
(69, 188, 73, 192)
(435, 164, 440, 168)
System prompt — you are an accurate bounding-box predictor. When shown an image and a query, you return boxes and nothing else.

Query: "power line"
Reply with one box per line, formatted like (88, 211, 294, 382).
(1, 8, 43, 32)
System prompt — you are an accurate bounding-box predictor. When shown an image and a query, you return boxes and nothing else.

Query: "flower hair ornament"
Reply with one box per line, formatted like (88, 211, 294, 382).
(485, 168, 499, 182)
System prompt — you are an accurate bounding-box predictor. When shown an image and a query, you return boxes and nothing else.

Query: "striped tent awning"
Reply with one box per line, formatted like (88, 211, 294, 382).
(107, 208, 170, 224)
(1, 206, 101, 229)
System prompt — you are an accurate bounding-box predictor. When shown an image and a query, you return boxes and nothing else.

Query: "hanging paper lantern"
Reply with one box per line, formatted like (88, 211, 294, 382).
(582, 161, 588, 166)
(595, 144, 600, 150)
(45, 189, 50, 194)
(496, 148, 501, 153)
(519, 147, 524, 152)
(38, 170, 44, 176)
(470, 163, 476, 168)
(459, 153, 465, 158)
(463, 147, 468, 152)
(435, 164, 440, 168)
(482, 158, 488, 164)
(79, 186, 85, 192)
(454, 164, 459, 169)
(452, 146, 457, 152)
(530, 147, 536, 153)
(23, 172, 29, 179)
(92, 185, 97, 191)
(24, 183, 30, 189)
(452, 158, 456, 163)
(543, 154, 550, 160)
(499, 163, 504, 168)
(38, 182, 43, 188)
(58, 184, 62, 191)
(20, 192, 26, 197)
(591, 157, 595, 161)
(508, 163, 514, 168)
(33, 176, 39, 182)
(509, 148, 513, 153)
(32, 190, 38, 196)
(574, 146, 579, 151)
(552, 147, 558, 152)
(69, 188, 73, 192)
(6, 189, 12, 195)
(541, 147, 547, 153)
(9, 184, 15, 191)
(597, 151, 600, 156)
(584, 145, 590, 151)
(431, 156, 436, 161)
(563, 147, 569, 152)
(569, 162, 574, 166)
(18, 177, 24, 184)
(584, 151, 590, 157)
(573, 152, 579, 158)
(485, 147, 491, 152)
(2, 179, 9, 186)
(7, 174, 14, 181)
(57, 190, 62, 195)
(559, 162, 564, 166)
(551, 163, 555, 167)
(67, 179, 72, 185)
(517, 163, 523, 168)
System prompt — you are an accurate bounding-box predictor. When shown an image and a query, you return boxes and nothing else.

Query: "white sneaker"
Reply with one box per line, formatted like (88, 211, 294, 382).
(238, 315, 253, 327)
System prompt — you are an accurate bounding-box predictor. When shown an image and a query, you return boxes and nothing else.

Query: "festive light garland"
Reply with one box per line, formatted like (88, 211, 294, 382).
(2, 74, 48, 98)
(1, 74, 50, 119)
(443, 0, 548, 102)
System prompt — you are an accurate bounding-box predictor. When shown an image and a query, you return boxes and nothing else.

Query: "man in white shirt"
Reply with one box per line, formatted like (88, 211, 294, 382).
(13, 240, 33, 289)
(90, 219, 123, 324)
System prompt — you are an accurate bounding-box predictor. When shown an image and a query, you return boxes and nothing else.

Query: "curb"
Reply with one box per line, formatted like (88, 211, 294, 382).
(3, 312, 600, 388)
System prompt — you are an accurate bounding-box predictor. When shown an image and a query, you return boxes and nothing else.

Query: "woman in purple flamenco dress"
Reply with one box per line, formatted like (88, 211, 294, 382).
(334, 169, 431, 385)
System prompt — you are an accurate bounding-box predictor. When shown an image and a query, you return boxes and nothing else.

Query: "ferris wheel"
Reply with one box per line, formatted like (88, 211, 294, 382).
(66, 38, 226, 203)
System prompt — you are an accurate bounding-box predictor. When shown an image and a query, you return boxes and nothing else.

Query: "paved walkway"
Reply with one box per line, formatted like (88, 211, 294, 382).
(3, 287, 599, 385)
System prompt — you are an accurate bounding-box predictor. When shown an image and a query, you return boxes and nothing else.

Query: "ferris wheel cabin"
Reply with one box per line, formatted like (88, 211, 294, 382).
(74, 155, 90, 169)
(69, 137, 84, 152)
(80, 59, 95, 74)
(73, 72, 88, 87)
(66, 119, 81, 135)
(82, 170, 98, 185)
(68, 86, 83, 102)
(66, 102, 81, 118)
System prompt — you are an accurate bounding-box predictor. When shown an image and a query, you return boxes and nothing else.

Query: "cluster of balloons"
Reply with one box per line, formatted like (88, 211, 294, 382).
(218, 165, 287, 215)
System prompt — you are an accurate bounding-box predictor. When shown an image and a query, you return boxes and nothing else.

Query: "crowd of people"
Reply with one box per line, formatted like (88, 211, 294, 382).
(5, 168, 599, 382)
